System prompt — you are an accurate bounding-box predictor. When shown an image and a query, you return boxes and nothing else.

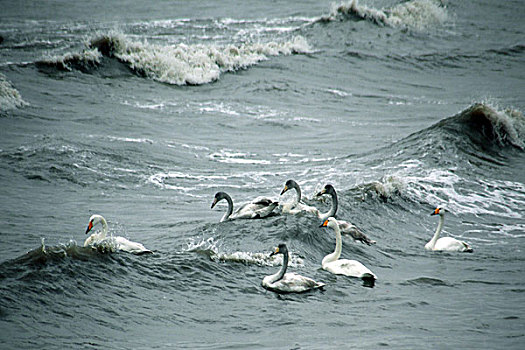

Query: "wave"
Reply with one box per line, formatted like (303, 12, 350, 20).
(3, 239, 112, 268)
(38, 32, 311, 85)
(37, 48, 102, 72)
(436, 102, 525, 150)
(328, 0, 447, 30)
(0, 73, 28, 111)
(186, 237, 304, 267)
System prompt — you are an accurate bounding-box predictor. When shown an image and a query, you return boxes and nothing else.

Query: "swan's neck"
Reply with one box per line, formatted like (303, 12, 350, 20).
(290, 186, 301, 208)
(323, 225, 342, 265)
(428, 215, 444, 249)
(220, 195, 234, 222)
(319, 192, 338, 221)
(100, 217, 108, 238)
(268, 253, 288, 284)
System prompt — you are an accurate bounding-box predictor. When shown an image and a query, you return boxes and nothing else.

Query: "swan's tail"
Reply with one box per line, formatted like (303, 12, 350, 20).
(462, 242, 473, 253)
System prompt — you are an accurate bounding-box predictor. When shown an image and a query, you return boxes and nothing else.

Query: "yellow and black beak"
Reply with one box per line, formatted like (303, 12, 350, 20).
(269, 246, 280, 257)
(430, 208, 440, 216)
(211, 197, 218, 209)
(85, 220, 93, 234)
(280, 185, 288, 196)
(316, 188, 326, 197)
(320, 219, 329, 227)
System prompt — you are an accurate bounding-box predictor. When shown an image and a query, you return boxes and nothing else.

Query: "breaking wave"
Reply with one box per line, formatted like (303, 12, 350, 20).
(186, 237, 304, 267)
(38, 32, 312, 85)
(0, 73, 27, 111)
(328, 0, 447, 30)
(438, 102, 525, 150)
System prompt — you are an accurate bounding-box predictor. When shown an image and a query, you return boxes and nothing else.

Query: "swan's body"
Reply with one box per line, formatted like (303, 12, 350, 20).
(84, 214, 152, 254)
(316, 184, 376, 245)
(321, 217, 376, 280)
(425, 208, 473, 252)
(280, 179, 320, 215)
(211, 192, 278, 222)
(262, 243, 324, 293)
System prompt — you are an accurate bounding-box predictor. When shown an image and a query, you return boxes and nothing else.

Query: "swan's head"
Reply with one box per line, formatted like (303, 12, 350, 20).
(316, 184, 336, 197)
(431, 207, 446, 216)
(269, 243, 288, 257)
(211, 192, 229, 209)
(320, 217, 338, 229)
(86, 214, 105, 234)
(280, 179, 298, 195)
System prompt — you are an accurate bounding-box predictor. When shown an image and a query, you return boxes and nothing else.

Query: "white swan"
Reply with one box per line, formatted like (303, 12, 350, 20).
(262, 243, 325, 293)
(321, 217, 376, 280)
(316, 184, 376, 245)
(425, 208, 473, 252)
(280, 179, 320, 215)
(211, 191, 279, 222)
(84, 214, 152, 254)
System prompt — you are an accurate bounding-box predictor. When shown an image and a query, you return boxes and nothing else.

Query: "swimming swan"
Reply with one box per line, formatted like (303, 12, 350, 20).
(321, 217, 376, 280)
(84, 214, 152, 254)
(425, 208, 473, 252)
(280, 179, 320, 215)
(262, 243, 325, 293)
(211, 191, 279, 222)
(316, 184, 376, 245)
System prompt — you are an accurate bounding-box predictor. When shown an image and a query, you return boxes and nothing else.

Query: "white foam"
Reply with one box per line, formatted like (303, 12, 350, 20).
(40, 48, 102, 71)
(185, 237, 304, 267)
(403, 168, 525, 219)
(475, 102, 525, 149)
(0, 73, 28, 111)
(330, 0, 447, 30)
(92, 33, 312, 85)
(209, 150, 271, 165)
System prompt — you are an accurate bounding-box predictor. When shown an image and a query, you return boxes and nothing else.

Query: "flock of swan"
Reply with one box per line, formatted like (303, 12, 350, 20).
(84, 179, 473, 294)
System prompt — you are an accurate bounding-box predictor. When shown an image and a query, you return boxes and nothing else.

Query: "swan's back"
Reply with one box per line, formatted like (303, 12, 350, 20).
(263, 272, 324, 293)
(323, 259, 376, 280)
(433, 237, 472, 252)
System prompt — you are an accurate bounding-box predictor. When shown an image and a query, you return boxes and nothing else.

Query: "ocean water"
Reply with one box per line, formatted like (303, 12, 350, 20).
(1, 0, 524, 348)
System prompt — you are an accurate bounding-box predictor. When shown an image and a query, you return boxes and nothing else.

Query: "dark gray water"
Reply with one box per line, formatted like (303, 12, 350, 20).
(1, 0, 524, 348)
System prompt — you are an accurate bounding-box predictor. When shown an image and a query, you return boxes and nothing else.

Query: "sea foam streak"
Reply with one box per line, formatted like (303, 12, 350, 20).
(41, 33, 311, 85)
(329, 0, 447, 30)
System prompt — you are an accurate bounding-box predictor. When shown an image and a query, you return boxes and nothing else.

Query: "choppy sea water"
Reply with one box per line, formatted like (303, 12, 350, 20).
(1, 0, 524, 348)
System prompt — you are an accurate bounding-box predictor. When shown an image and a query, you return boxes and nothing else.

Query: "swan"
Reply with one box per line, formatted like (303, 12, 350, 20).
(280, 179, 320, 215)
(425, 208, 473, 252)
(321, 217, 376, 280)
(262, 243, 325, 293)
(316, 184, 376, 245)
(84, 214, 152, 254)
(211, 191, 279, 222)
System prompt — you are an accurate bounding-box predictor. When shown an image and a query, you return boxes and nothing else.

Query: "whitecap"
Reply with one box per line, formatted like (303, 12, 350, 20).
(0, 73, 28, 111)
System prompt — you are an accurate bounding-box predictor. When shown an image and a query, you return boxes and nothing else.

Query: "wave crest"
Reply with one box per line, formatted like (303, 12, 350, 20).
(0, 73, 28, 111)
(37, 48, 102, 72)
(442, 102, 525, 150)
(330, 0, 447, 30)
(88, 33, 311, 85)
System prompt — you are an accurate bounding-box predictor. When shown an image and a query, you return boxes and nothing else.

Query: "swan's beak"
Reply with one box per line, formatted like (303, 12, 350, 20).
(430, 208, 440, 216)
(269, 246, 279, 257)
(316, 188, 326, 197)
(211, 198, 218, 209)
(85, 221, 93, 234)
(320, 219, 329, 227)
(280, 185, 288, 195)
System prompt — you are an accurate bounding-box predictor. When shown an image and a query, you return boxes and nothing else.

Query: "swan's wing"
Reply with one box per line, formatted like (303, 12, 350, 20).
(266, 273, 324, 293)
(434, 237, 472, 252)
(233, 199, 278, 219)
(114, 236, 152, 254)
(324, 259, 376, 279)
(338, 220, 376, 245)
